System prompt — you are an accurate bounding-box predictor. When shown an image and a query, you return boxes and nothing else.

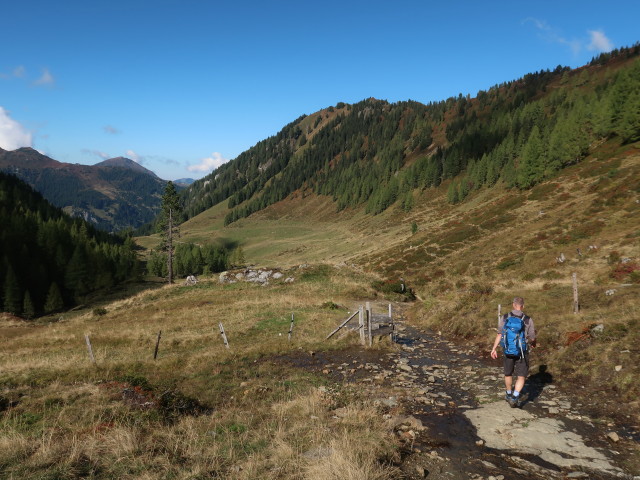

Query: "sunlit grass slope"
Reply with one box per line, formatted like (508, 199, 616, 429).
(0, 266, 402, 479)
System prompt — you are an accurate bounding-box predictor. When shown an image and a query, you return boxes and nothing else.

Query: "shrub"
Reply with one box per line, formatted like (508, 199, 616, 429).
(610, 261, 640, 281)
(496, 258, 520, 270)
(469, 283, 493, 296)
(321, 301, 342, 310)
(93, 307, 107, 317)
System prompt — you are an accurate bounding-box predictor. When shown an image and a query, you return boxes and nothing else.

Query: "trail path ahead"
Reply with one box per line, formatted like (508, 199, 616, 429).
(292, 307, 639, 479)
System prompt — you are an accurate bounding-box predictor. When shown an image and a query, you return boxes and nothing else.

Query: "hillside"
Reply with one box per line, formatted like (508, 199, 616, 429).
(179, 45, 640, 229)
(2, 44, 639, 480)
(0, 148, 167, 231)
(134, 47, 640, 423)
(0, 172, 139, 316)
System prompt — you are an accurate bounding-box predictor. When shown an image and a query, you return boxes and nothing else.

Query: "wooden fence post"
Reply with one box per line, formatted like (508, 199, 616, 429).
(389, 303, 395, 342)
(84, 334, 96, 364)
(288, 313, 294, 342)
(366, 302, 372, 347)
(359, 306, 365, 345)
(153, 330, 162, 360)
(572, 273, 579, 314)
(219, 322, 230, 349)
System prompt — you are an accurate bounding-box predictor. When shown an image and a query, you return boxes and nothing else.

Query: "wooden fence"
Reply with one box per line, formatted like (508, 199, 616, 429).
(326, 302, 394, 346)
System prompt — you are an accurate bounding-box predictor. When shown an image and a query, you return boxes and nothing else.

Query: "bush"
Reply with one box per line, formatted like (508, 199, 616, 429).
(469, 283, 493, 296)
(610, 261, 640, 281)
(371, 280, 416, 300)
(93, 307, 107, 317)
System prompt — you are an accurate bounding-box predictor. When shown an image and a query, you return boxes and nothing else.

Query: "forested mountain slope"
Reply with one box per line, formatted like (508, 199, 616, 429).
(0, 173, 139, 317)
(181, 44, 640, 225)
(0, 148, 167, 231)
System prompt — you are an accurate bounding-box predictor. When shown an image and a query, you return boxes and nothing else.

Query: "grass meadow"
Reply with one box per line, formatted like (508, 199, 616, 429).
(0, 266, 402, 479)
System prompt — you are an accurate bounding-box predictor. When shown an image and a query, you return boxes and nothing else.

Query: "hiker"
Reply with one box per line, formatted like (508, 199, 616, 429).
(490, 296, 536, 408)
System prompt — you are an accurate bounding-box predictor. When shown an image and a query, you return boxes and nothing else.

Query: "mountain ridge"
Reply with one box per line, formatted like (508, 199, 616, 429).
(0, 148, 168, 231)
(179, 44, 640, 227)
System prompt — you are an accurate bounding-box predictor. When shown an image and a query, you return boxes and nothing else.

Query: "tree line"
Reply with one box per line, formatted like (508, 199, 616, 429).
(0, 173, 139, 318)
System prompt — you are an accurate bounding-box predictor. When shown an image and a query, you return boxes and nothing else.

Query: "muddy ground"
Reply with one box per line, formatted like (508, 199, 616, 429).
(275, 307, 640, 480)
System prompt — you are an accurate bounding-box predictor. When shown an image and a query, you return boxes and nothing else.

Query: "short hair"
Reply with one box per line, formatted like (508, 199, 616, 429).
(513, 296, 525, 306)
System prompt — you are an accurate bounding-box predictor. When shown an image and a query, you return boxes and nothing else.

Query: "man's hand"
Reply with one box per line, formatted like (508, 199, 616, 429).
(490, 348, 498, 359)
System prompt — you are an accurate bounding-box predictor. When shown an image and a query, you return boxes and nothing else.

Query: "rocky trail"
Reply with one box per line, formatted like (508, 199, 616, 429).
(281, 308, 640, 479)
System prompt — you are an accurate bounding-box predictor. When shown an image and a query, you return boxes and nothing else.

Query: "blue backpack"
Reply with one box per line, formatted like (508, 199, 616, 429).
(501, 314, 528, 358)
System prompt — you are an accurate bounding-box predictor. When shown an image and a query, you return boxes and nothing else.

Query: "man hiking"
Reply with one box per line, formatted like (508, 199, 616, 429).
(490, 296, 536, 408)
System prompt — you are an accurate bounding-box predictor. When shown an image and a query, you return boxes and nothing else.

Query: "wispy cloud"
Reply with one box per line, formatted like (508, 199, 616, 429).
(33, 68, 55, 87)
(525, 17, 581, 55)
(587, 30, 614, 52)
(524, 18, 614, 57)
(187, 152, 228, 173)
(13, 65, 26, 78)
(82, 148, 111, 160)
(103, 125, 120, 135)
(0, 106, 33, 150)
(0, 65, 26, 80)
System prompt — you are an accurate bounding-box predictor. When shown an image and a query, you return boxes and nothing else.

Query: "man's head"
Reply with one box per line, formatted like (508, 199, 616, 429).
(513, 297, 525, 309)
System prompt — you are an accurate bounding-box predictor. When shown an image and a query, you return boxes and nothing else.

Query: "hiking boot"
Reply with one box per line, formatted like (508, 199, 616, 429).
(515, 392, 529, 408)
(505, 392, 513, 404)
(507, 395, 519, 408)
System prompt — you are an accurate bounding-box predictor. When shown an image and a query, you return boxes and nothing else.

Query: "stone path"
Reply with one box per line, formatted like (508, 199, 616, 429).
(310, 315, 639, 479)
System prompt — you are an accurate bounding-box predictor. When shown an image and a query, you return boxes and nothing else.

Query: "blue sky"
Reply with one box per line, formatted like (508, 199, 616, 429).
(1, 0, 638, 180)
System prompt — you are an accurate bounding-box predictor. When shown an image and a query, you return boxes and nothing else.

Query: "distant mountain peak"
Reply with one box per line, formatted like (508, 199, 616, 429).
(96, 157, 159, 178)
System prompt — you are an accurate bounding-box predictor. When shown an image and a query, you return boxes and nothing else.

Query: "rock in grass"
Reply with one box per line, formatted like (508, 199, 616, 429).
(606, 431, 620, 443)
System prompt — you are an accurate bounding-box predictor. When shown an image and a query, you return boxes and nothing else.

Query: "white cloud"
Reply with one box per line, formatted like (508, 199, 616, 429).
(187, 152, 228, 173)
(33, 68, 55, 87)
(126, 149, 146, 164)
(526, 20, 615, 57)
(103, 125, 120, 135)
(0, 106, 33, 150)
(588, 30, 614, 52)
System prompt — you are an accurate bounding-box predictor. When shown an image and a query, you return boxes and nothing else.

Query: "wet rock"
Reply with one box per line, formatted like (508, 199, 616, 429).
(465, 403, 623, 475)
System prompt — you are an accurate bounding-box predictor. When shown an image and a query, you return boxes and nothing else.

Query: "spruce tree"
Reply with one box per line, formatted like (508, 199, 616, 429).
(44, 282, 64, 313)
(3, 266, 22, 315)
(22, 291, 35, 319)
(158, 182, 182, 284)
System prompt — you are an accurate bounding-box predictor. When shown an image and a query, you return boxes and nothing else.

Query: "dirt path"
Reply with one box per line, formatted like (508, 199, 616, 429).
(285, 307, 639, 479)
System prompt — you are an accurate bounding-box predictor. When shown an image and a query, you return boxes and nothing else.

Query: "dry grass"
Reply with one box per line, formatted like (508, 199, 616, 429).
(0, 265, 400, 479)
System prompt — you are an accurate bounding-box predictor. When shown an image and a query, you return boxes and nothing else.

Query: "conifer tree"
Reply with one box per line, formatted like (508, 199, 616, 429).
(158, 181, 182, 284)
(65, 245, 89, 302)
(3, 266, 22, 315)
(22, 291, 35, 319)
(44, 282, 64, 313)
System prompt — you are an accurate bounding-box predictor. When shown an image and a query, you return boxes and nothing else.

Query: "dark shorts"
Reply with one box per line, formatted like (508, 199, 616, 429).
(504, 353, 529, 377)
